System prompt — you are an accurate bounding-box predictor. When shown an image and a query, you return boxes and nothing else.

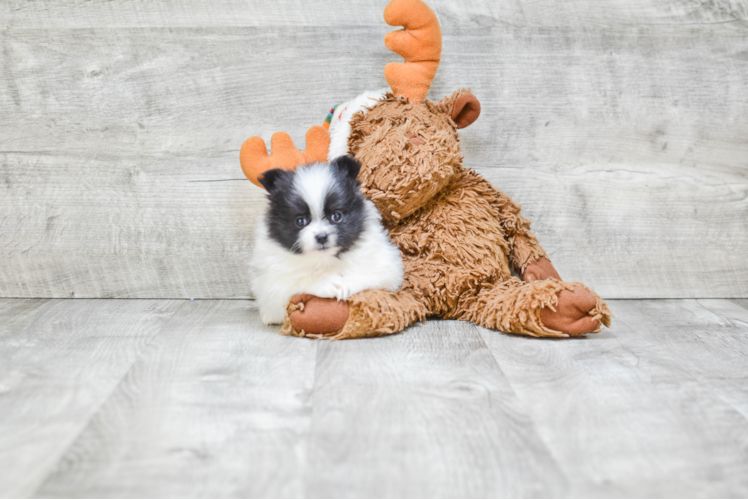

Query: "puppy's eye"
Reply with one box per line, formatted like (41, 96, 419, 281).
(294, 217, 308, 228)
(330, 211, 343, 224)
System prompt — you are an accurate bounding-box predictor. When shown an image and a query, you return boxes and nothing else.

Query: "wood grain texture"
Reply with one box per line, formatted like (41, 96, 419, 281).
(0, 154, 264, 298)
(305, 319, 567, 498)
(433, 0, 748, 27)
(1, 298, 747, 497)
(2, 0, 745, 28)
(1, 2, 747, 299)
(33, 299, 317, 498)
(733, 298, 748, 310)
(0, 0, 388, 28)
(648, 299, 748, 419)
(0, 298, 180, 498)
(478, 299, 748, 497)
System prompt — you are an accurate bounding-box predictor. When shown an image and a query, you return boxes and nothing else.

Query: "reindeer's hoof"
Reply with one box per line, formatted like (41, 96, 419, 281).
(540, 287, 601, 336)
(522, 257, 562, 282)
(289, 294, 349, 337)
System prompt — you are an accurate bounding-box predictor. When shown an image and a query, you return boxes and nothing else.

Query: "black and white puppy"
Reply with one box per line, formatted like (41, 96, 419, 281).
(250, 155, 404, 325)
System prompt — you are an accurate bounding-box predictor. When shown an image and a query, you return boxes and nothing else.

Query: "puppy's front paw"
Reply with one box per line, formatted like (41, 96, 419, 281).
(330, 279, 352, 301)
(260, 309, 285, 325)
(332, 277, 354, 301)
(310, 275, 346, 301)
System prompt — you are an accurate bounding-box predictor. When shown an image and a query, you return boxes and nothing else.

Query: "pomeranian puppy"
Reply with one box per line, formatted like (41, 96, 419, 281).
(250, 155, 404, 325)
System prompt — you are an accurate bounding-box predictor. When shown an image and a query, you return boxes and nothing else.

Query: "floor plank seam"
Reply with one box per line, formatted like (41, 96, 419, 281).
(470, 322, 573, 495)
(26, 300, 186, 497)
(685, 300, 748, 422)
(300, 338, 321, 498)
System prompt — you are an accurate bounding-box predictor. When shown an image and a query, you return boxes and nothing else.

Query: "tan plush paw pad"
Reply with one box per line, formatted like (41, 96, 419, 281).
(539, 287, 602, 336)
(286, 294, 349, 337)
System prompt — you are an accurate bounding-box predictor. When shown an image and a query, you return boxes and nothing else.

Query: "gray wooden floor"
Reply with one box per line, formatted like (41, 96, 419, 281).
(1, 299, 747, 498)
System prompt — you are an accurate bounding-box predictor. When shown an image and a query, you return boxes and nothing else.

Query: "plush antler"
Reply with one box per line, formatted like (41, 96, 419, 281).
(240, 125, 330, 187)
(383, 0, 442, 104)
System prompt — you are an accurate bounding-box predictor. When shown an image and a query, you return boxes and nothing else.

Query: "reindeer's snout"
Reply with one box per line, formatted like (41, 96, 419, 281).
(409, 134, 426, 145)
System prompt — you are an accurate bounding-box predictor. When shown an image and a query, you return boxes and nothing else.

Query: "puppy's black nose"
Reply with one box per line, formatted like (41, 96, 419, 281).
(315, 233, 329, 245)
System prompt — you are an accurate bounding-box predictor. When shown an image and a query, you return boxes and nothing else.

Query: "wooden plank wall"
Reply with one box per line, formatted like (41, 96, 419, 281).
(1, 0, 746, 299)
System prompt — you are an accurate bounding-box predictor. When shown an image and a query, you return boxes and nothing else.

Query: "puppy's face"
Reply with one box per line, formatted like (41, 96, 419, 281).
(259, 156, 366, 256)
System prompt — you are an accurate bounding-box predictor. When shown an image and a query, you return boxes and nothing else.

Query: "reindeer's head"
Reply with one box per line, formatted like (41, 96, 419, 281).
(350, 0, 481, 226)
(240, 0, 480, 227)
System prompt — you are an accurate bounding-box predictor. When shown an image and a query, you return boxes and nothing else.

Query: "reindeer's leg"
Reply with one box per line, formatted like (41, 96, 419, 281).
(280, 289, 428, 340)
(457, 171, 548, 275)
(459, 278, 611, 338)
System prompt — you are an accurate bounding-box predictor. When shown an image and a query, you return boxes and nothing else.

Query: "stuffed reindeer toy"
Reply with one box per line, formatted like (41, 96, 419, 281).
(241, 0, 611, 340)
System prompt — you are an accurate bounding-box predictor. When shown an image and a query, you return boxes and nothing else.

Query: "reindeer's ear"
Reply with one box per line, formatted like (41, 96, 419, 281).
(437, 89, 481, 129)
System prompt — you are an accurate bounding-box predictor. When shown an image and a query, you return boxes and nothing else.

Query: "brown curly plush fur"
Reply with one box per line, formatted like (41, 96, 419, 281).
(281, 90, 612, 340)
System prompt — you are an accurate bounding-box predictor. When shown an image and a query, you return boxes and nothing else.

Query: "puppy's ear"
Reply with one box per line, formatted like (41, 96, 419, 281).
(258, 168, 288, 192)
(333, 155, 362, 181)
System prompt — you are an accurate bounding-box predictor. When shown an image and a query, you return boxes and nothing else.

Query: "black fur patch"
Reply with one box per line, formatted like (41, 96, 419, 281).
(332, 154, 362, 181)
(325, 157, 366, 254)
(262, 168, 310, 253)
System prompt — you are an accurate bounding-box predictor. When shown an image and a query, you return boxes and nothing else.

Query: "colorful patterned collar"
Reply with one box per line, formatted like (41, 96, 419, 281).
(323, 103, 347, 130)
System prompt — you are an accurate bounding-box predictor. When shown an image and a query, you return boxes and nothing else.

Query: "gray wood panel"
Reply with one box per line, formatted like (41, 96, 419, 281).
(0, 0, 388, 28)
(34, 299, 318, 498)
(478, 299, 748, 497)
(732, 298, 748, 310)
(0, 153, 264, 299)
(433, 0, 748, 27)
(2, 2, 747, 299)
(0, 298, 180, 498)
(305, 319, 567, 498)
(669, 299, 748, 419)
(2, 0, 744, 28)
